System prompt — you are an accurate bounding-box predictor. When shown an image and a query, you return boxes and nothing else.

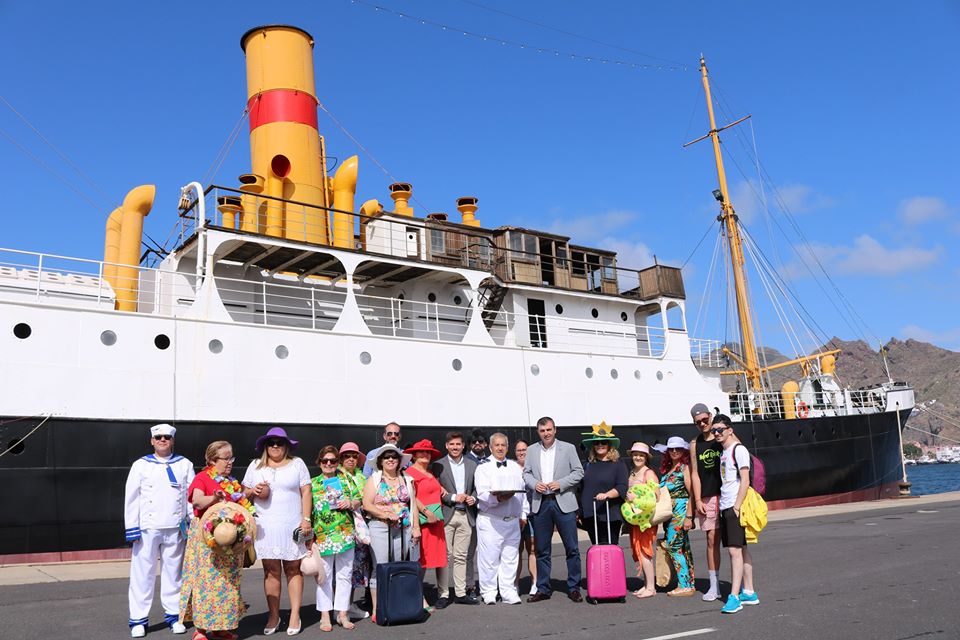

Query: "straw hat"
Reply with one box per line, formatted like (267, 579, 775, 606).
(404, 438, 442, 461)
(629, 442, 651, 457)
(580, 421, 620, 450)
(199, 501, 257, 550)
(372, 443, 413, 468)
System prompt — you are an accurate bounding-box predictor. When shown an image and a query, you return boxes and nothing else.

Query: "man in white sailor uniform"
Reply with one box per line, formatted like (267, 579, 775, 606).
(473, 432, 529, 605)
(124, 424, 194, 637)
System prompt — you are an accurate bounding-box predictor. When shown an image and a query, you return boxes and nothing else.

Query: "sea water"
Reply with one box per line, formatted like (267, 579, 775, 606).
(906, 464, 960, 495)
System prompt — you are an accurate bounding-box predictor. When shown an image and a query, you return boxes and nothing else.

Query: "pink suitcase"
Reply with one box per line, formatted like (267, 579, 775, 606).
(586, 501, 627, 603)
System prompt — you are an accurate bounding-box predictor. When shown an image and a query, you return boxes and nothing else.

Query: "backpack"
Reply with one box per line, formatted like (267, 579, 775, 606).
(735, 444, 766, 496)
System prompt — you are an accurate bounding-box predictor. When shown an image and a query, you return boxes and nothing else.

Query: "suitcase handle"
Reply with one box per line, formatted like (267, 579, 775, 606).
(387, 517, 409, 563)
(592, 499, 612, 542)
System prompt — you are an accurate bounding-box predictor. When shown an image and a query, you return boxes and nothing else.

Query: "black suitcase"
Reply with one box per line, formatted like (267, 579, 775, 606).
(375, 522, 425, 626)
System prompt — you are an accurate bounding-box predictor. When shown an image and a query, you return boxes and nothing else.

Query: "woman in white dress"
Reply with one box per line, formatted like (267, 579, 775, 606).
(243, 427, 312, 636)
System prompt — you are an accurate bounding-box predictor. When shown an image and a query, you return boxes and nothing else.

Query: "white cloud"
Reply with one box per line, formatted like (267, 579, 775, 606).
(547, 210, 639, 241)
(729, 180, 834, 224)
(787, 234, 941, 278)
(897, 196, 952, 225)
(901, 324, 960, 351)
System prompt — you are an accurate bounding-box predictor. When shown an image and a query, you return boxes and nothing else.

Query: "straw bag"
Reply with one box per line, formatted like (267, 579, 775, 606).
(654, 539, 675, 588)
(650, 487, 673, 526)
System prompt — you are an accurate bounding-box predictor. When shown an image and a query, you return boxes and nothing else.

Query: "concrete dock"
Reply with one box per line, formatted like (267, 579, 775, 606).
(2, 492, 957, 639)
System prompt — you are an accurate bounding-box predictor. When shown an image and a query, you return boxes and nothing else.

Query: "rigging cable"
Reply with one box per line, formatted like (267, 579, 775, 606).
(201, 106, 250, 188)
(350, 0, 690, 72)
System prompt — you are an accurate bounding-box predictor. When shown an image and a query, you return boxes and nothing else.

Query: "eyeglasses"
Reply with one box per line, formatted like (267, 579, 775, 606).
(216, 456, 236, 463)
(153, 435, 172, 441)
(320, 458, 338, 465)
(711, 427, 728, 435)
(385, 431, 400, 437)
(266, 439, 285, 448)
(341, 453, 359, 459)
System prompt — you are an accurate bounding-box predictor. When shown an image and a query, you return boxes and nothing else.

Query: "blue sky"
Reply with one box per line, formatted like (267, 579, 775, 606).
(2, 1, 957, 360)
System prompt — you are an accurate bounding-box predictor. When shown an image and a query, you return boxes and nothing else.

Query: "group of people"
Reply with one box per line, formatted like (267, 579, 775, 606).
(123, 408, 761, 639)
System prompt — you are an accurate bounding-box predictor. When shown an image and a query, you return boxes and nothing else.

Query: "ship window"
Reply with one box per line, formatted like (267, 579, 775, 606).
(571, 251, 586, 276)
(591, 308, 599, 318)
(154, 334, 171, 350)
(556, 245, 568, 268)
(208, 339, 223, 354)
(275, 345, 289, 360)
(510, 233, 537, 260)
(585, 367, 594, 379)
(555, 304, 563, 314)
(602, 256, 615, 280)
(100, 330, 117, 346)
(620, 312, 628, 322)
(454, 295, 462, 306)
(610, 369, 619, 379)
(634, 370, 641, 380)
(13, 323, 31, 339)
(428, 292, 437, 303)
(530, 364, 540, 375)
(359, 351, 372, 365)
(656, 370, 663, 381)
(430, 229, 446, 255)
(452, 358, 462, 371)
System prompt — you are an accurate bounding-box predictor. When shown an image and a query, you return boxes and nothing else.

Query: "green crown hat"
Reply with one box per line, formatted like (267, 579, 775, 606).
(580, 420, 621, 449)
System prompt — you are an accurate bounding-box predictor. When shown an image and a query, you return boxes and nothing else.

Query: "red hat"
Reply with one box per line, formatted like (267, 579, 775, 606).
(404, 438, 442, 461)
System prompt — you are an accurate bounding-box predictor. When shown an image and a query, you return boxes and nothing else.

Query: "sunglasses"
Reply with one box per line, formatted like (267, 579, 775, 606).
(320, 458, 339, 465)
(153, 435, 173, 441)
(695, 417, 711, 425)
(341, 452, 360, 459)
(266, 439, 286, 448)
(711, 427, 728, 435)
(381, 454, 400, 461)
(385, 431, 400, 437)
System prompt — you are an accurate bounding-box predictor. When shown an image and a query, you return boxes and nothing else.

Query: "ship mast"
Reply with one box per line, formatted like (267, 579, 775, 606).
(697, 56, 762, 392)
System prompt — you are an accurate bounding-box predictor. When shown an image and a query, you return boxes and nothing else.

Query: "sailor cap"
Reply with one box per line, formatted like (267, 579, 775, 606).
(150, 423, 176, 438)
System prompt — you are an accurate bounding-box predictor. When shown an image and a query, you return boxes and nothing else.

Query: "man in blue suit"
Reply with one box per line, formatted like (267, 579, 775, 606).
(522, 416, 585, 603)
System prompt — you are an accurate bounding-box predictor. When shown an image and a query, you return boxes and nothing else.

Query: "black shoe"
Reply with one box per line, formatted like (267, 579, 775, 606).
(586, 596, 597, 605)
(527, 593, 551, 603)
(466, 586, 479, 599)
(434, 597, 451, 610)
(568, 590, 583, 603)
(455, 595, 480, 605)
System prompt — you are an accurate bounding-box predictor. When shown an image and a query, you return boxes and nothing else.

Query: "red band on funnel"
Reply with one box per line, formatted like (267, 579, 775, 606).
(248, 90, 318, 131)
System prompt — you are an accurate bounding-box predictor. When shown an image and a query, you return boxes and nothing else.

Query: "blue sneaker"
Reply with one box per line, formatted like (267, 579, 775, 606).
(739, 591, 759, 606)
(721, 594, 743, 614)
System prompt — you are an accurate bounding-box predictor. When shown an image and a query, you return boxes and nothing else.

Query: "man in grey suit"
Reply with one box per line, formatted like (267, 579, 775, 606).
(432, 431, 480, 606)
(523, 416, 585, 603)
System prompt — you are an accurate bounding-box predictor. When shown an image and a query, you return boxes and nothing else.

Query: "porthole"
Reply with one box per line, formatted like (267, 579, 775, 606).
(656, 370, 663, 381)
(585, 367, 594, 379)
(667, 371, 674, 379)
(591, 308, 599, 318)
(454, 295, 462, 306)
(555, 304, 564, 314)
(620, 312, 628, 322)
(359, 351, 372, 365)
(452, 358, 463, 371)
(208, 339, 223, 354)
(154, 334, 171, 350)
(13, 323, 31, 339)
(275, 345, 289, 360)
(428, 292, 437, 303)
(5, 438, 25, 456)
(530, 364, 540, 376)
(610, 369, 619, 379)
(634, 370, 641, 380)
(100, 330, 117, 346)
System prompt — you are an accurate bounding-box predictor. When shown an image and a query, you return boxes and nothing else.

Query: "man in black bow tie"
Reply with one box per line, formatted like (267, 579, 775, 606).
(473, 433, 529, 605)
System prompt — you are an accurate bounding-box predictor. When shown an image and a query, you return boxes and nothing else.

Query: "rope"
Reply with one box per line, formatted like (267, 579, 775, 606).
(0, 414, 51, 459)
(201, 107, 250, 187)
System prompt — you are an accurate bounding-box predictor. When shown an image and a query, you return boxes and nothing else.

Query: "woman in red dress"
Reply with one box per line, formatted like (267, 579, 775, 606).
(403, 439, 450, 610)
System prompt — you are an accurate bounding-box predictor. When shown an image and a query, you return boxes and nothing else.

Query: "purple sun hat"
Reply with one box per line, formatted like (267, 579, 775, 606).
(255, 427, 299, 453)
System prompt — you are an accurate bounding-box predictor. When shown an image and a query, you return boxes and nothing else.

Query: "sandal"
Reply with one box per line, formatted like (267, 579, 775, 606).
(319, 621, 333, 633)
(337, 615, 356, 630)
(667, 587, 695, 597)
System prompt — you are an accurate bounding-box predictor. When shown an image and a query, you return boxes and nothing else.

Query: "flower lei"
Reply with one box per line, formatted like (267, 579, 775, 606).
(206, 466, 256, 514)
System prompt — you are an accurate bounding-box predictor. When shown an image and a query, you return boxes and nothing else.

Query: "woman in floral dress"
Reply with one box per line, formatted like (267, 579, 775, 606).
(311, 445, 361, 631)
(179, 440, 258, 640)
(657, 436, 695, 596)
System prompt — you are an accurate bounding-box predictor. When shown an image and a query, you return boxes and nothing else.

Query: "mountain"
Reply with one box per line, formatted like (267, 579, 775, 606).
(718, 337, 960, 445)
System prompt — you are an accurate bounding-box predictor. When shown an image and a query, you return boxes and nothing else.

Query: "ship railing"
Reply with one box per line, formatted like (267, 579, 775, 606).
(179, 186, 508, 277)
(355, 293, 471, 343)
(689, 338, 724, 367)
(0, 247, 118, 309)
(729, 386, 889, 421)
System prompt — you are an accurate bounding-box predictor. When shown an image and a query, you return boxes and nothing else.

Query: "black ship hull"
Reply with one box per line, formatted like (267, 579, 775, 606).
(0, 409, 909, 560)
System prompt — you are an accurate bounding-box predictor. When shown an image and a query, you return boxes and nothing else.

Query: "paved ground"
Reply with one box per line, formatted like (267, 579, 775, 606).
(2, 492, 958, 640)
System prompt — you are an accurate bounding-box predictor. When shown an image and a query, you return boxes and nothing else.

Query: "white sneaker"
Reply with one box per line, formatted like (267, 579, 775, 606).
(702, 590, 720, 602)
(170, 621, 187, 634)
(347, 604, 369, 620)
(131, 625, 146, 638)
